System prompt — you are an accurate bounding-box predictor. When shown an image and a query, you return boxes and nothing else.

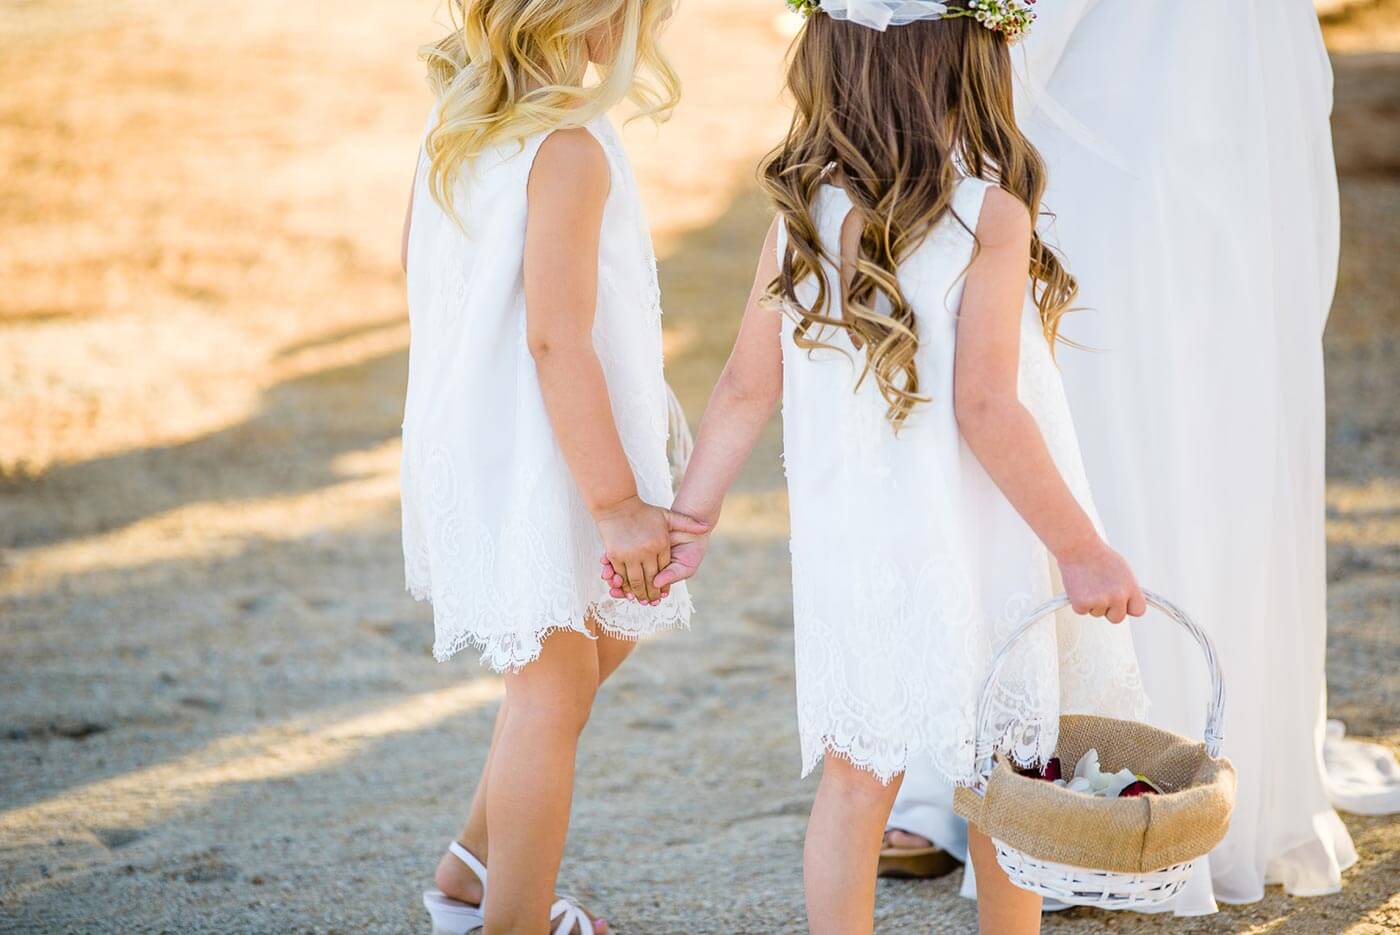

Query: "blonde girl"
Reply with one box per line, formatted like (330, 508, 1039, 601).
(399, 0, 703, 930)
(611, 1, 1149, 932)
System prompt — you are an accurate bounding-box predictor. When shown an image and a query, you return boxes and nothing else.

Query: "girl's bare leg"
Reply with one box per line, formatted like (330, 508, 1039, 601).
(436, 621, 636, 906)
(433, 701, 506, 905)
(592, 626, 637, 684)
(803, 755, 903, 935)
(479, 627, 600, 932)
(968, 825, 1041, 935)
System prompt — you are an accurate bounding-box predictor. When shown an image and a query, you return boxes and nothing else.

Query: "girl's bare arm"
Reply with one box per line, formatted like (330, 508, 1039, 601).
(525, 129, 702, 602)
(652, 220, 785, 589)
(953, 187, 1144, 622)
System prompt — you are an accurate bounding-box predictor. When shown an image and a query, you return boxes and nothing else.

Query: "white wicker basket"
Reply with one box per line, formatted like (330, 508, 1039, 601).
(969, 590, 1226, 910)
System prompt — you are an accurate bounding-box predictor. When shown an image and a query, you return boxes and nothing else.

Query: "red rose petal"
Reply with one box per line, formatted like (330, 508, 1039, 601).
(1015, 757, 1064, 782)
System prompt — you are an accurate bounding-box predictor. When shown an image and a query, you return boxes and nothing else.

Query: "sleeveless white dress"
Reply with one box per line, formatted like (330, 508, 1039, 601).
(778, 178, 1146, 785)
(401, 113, 691, 671)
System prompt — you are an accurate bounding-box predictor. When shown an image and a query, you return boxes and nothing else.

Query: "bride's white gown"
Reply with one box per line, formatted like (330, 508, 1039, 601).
(1013, 0, 1350, 911)
(888, 0, 1400, 913)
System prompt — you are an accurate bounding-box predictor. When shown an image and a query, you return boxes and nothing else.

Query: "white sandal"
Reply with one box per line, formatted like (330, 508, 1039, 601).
(423, 841, 486, 935)
(549, 894, 601, 935)
(421, 840, 605, 935)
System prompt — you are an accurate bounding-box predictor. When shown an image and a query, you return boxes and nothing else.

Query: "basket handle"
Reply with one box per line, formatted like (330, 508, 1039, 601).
(971, 589, 1225, 786)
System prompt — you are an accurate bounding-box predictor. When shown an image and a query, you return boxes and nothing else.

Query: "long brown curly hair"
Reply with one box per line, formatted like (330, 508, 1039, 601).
(761, 11, 1077, 429)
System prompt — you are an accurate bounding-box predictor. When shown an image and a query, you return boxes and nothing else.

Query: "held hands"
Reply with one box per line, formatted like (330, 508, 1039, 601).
(1058, 538, 1147, 624)
(601, 509, 710, 602)
(594, 496, 709, 604)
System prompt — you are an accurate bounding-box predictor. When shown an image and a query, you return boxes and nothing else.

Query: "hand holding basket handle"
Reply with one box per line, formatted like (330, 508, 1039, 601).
(1057, 540, 1147, 623)
(973, 589, 1225, 781)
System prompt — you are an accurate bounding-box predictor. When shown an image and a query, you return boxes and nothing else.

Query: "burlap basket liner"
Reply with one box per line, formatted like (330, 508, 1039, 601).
(955, 714, 1237, 874)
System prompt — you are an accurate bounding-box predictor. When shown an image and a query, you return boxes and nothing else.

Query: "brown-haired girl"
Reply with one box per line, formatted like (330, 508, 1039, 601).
(616, 1, 1151, 931)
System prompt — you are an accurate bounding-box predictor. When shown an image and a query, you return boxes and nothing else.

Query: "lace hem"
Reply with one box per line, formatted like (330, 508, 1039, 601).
(799, 715, 1060, 788)
(410, 581, 693, 673)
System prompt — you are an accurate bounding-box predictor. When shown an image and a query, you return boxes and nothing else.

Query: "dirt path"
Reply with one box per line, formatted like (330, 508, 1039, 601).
(1, 1, 1397, 932)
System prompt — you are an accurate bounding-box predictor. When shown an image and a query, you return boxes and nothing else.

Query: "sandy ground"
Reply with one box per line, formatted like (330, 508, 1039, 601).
(1, 0, 1397, 932)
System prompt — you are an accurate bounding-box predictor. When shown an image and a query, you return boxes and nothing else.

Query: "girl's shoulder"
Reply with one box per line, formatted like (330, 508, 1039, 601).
(526, 126, 612, 206)
(972, 185, 1032, 246)
(426, 110, 618, 186)
(885, 179, 1030, 289)
(520, 118, 625, 190)
(533, 125, 605, 156)
(940, 177, 1029, 248)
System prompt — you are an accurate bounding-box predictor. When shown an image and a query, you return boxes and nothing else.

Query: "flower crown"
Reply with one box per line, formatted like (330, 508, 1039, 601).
(785, 0, 1036, 43)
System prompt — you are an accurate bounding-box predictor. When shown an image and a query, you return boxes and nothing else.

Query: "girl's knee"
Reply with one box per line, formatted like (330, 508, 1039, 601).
(821, 756, 900, 808)
(502, 626, 620, 736)
(506, 668, 599, 736)
(512, 679, 596, 730)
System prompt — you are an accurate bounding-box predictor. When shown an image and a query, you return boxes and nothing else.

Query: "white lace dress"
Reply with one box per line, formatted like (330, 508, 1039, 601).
(778, 178, 1146, 785)
(401, 113, 690, 671)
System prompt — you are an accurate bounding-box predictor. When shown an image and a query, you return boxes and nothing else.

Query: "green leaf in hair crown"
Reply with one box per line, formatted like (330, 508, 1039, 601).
(957, 0, 1035, 41)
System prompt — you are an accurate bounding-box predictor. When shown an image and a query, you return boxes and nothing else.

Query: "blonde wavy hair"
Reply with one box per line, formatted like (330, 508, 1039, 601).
(761, 11, 1078, 430)
(421, 0, 680, 224)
